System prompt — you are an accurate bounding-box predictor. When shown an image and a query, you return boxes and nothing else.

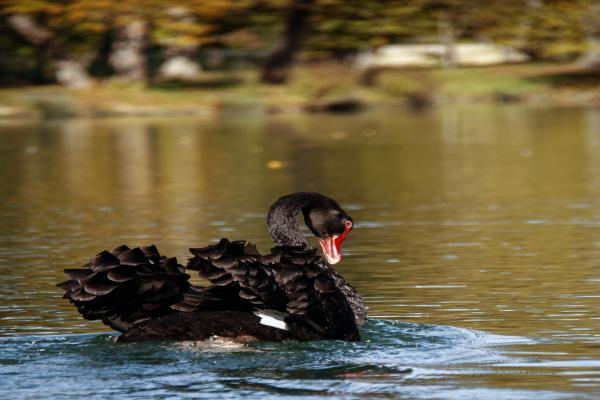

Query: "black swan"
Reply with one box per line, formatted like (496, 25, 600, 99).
(58, 192, 367, 342)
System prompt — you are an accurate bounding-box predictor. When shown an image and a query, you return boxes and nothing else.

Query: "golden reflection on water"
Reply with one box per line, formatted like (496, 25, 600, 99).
(0, 106, 599, 392)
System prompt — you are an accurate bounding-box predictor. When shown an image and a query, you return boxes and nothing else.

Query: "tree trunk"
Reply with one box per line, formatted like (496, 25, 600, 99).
(438, 13, 456, 68)
(109, 20, 149, 83)
(261, 0, 314, 84)
(89, 27, 115, 78)
(579, 34, 600, 69)
(579, 3, 600, 69)
(7, 14, 92, 87)
(32, 46, 51, 84)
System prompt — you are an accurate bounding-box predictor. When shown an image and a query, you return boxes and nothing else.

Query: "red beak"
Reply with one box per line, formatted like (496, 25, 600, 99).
(319, 221, 352, 265)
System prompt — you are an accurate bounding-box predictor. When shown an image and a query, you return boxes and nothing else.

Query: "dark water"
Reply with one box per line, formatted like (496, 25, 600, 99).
(0, 105, 599, 399)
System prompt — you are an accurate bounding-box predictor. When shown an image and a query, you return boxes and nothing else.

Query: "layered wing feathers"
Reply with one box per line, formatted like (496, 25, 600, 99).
(187, 239, 287, 309)
(59, 240, 364, 341)
(58, 245, 191, 332)
(186, 239, 360, 340)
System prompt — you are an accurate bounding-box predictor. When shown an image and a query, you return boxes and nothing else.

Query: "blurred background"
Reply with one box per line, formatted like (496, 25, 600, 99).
(0, 1, 599, 399)
(0, 0, 599, 115)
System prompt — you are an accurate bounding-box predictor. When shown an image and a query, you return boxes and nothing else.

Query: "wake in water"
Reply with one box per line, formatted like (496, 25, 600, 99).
(3, 319, 582, 400)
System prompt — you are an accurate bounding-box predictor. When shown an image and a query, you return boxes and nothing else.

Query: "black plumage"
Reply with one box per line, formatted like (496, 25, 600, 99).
(58, 192, 367, 342)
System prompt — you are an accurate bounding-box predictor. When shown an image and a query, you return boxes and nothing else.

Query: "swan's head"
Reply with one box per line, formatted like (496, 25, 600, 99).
(267, 192, 354, 263)
(304, 198, 354, 265)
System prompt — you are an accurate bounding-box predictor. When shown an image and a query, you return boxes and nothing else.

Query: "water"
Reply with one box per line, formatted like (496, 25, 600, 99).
(0, 321, 545, 399)
(0, 105, 599, 398)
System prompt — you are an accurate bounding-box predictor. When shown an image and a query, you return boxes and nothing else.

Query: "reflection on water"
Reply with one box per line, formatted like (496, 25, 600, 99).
(0, 105, 599, 398)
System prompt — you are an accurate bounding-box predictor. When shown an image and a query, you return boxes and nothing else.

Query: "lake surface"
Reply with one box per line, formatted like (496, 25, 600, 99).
(0, 105, 599, 399)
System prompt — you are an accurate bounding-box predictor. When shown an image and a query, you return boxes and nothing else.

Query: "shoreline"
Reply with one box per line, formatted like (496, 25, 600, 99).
(0, 62, 598, 120)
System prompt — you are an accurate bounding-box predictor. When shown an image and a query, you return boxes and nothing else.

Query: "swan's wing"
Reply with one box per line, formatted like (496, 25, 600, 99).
(187, 239, 288, 310)
(57, 245, 192, 332)
(272, 247, 360, 340)
(328, 270, 368, 327)
(187, 240, 360, 340)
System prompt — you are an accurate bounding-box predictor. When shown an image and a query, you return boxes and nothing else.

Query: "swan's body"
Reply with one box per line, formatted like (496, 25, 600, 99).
(58, 192, 367, 342)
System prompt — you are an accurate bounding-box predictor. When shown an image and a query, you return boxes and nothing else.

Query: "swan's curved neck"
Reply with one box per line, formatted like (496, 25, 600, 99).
(267, 192, 316, 247)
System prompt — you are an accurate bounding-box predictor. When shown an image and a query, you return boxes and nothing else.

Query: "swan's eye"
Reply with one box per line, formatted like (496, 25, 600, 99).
(344, 220, 353, 229)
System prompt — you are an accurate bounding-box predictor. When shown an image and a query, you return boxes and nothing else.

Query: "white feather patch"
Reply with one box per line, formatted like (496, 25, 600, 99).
(253, 310, 289, 330)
